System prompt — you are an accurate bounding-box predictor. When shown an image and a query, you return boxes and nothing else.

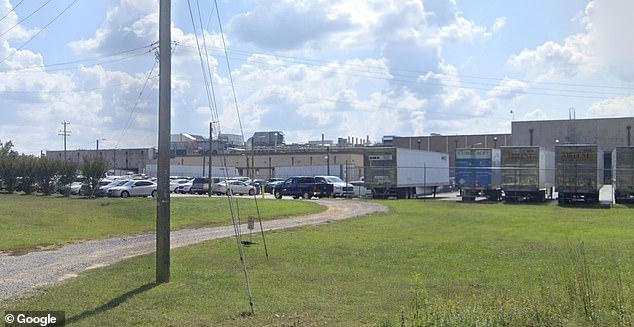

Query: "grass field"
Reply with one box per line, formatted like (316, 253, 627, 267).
(0, 194, 324, 255)
(2, 200, 634, 326)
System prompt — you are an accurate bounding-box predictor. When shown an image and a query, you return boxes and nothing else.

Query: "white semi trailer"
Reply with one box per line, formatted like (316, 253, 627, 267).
(364, 147, 449, 199)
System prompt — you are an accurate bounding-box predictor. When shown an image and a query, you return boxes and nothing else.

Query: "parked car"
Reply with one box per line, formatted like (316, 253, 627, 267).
(264, 180, 285, 194)
(251, 179, 265, 195)
(190, 177, 209, 195)
(350, 180, 372, 198)
(273, 176, 334, 199)
(96, 179, 129, 197)
(314, 176, 354, 197)
(212, 180, 256, 196)
(107, 180, 157, 198)
(169, 179, 190, 193)
(176, 180, 193, 194)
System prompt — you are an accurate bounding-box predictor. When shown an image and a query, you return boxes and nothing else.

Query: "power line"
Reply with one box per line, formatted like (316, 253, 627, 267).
(173, 41, 634, 95)
(0, 42, 157, 73)
(0, 0, 55, 39)
(0, 0, 25, 25)
(1, 0, 82, 65)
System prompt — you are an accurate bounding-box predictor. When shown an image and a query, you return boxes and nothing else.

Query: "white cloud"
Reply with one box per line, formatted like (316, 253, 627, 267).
(508, 0, 634, 81)
(487, 78, 528, 99)
(69, 0, 158, 53)
(524, 108, 547, 121)
(508, 34, 595, 79)
(228, 1, 353, 50)
(492, 17, 507, 33)
(587, 96, 634, 117)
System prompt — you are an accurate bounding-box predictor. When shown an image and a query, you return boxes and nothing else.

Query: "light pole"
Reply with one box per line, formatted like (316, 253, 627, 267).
(417, 139, 422, 151)
(96, 138, 106, 158)
(493, 136, 498, 149)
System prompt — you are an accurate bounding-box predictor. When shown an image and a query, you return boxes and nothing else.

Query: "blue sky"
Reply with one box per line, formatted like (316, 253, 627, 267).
(1, 0, 633, 155)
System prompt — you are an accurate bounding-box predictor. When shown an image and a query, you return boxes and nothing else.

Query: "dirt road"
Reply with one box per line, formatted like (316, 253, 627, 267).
(0, 200, 387, 301)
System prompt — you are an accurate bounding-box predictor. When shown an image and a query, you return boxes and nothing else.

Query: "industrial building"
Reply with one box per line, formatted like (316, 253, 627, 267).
(47, 117, 634, 184)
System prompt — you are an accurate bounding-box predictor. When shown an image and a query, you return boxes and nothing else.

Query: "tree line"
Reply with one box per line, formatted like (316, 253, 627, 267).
(0, 140, 108, 198)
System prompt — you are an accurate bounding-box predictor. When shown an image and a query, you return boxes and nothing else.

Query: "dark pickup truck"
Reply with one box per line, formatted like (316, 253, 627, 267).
(273, 176, 334, 199)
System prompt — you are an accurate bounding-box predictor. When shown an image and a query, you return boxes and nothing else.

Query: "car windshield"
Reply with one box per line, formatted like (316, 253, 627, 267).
(325, 176, 344, 183)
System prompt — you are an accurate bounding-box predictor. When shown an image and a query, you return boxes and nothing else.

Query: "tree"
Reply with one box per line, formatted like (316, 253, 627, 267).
(0, 155, 19, 193)
(35, 157, 59, 195)
(58, 161, 78, 197)
(0, 139, 13, 157)
(17, 155, 38, 195)
(81, 157, 109, 198)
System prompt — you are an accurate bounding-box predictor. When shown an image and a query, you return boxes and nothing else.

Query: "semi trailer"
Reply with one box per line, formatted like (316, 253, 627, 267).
(364, 147, 449, 199)
(455, 148, 502, 201)
(501, 146, 555, 202)
(555, 144, 604, 204)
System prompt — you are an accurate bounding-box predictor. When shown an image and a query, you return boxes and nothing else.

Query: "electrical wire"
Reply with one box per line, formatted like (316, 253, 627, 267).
(113, 57, 158, 150)
(0, 0, 25, 25)
(1, 0, 81, 64)
(0, 0, 55, 39)
(0, 42, 158, 73)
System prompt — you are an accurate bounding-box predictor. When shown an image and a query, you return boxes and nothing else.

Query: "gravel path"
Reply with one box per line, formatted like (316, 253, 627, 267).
(0, 200, 387, 302)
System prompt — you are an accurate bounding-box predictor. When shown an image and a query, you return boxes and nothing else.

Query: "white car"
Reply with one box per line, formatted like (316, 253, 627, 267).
(107, 180, 157, 198)
(350, 181, 372, 198)
(96, 179, 130, 196)
(314, 176, 354, 197)
(176, 180, 193, 194)
(212, 180, 256, 196)
(169, 179, 190, 193)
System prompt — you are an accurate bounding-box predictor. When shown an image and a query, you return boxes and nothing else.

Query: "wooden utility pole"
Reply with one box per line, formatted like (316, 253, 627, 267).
(208, 122, 213, 197)
(58, 121, 71, 160)
(156, 0, 171, 284)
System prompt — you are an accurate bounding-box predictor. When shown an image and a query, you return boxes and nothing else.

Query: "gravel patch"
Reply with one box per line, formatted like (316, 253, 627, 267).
(0, 200, 387, 302)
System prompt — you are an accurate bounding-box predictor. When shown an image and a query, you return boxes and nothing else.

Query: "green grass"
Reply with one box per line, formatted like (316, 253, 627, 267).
(2, 201, 633, 326)
(0, 194, 324, 255)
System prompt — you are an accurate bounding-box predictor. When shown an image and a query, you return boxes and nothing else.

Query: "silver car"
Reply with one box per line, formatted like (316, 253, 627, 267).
(107, 180, 157, 198)
(212, 180, 256, 195)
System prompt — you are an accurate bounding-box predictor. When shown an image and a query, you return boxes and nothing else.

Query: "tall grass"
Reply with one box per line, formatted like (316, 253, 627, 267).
(395, 243, 633, 327)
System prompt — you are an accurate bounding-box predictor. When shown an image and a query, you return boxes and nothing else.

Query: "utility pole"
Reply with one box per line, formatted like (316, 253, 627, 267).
(208, 122, 213, 197)
(58, 121, 71, 160)
(251, 137, 255, 179)
(156, 0, 171, 284)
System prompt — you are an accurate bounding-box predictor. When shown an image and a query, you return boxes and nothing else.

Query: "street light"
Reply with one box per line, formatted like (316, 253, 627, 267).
(417, 139, 422, 151)
(493, 136, 498, 148)
(96, 138, 106, 158)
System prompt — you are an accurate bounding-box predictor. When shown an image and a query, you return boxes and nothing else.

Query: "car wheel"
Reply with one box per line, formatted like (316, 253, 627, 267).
(274, 191, 282, 199)
(302, 192, 312, 200)
(248, 189, 255, 196)
(120, 191, 130, 198)
(151, 190, 157, 198)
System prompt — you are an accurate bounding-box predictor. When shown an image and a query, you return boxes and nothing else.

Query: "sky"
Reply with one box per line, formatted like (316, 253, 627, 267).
(1, 0, 633, 155)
